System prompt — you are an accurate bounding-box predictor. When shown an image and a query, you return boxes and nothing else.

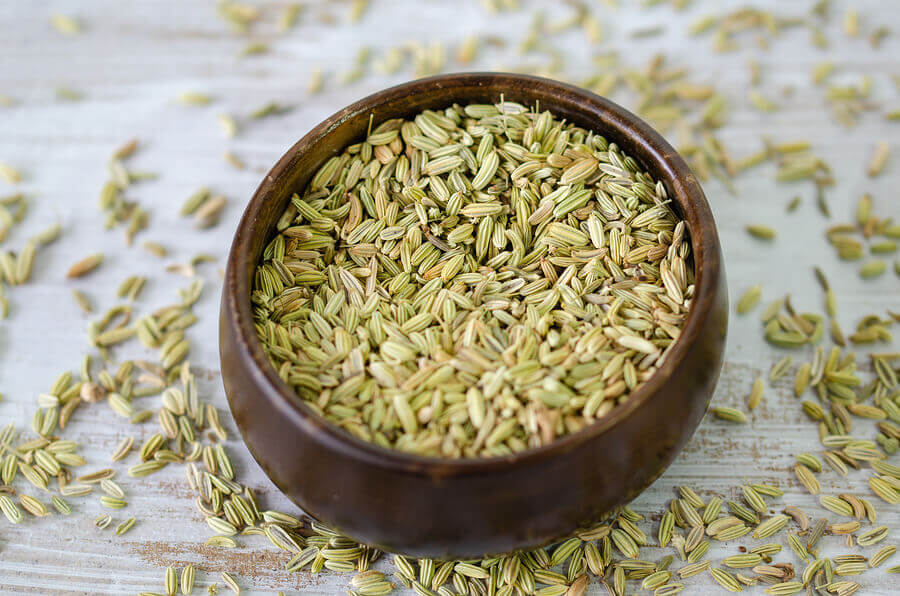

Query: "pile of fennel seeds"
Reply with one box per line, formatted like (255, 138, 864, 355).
(252, 101, 694, 458)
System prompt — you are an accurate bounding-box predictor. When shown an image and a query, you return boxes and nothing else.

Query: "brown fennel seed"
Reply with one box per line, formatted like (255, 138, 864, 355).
(251, 101, 694, 458)
(67, 253, 103, 278)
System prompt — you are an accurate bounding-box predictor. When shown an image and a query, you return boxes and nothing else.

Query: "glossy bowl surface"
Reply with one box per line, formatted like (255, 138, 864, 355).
(220, 72, 728, 559)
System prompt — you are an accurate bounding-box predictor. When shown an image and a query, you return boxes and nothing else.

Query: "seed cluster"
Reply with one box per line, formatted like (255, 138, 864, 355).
(252, 102, 694, 457)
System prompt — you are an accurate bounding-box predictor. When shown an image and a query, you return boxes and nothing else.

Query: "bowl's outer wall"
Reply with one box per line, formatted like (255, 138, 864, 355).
(220, 73, 728, 559)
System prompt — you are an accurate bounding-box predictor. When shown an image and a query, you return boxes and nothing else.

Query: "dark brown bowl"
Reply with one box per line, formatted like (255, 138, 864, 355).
(220, 73, 728, 559)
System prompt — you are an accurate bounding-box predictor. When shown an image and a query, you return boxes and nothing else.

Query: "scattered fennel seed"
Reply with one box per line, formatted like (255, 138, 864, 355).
(239, 42, 268, 56)
(711, 407, 748, 423)
(217, 115, 238, 139)
(250, 102, 291, 119)
(736, 285, 762, 314)
(278, 4, 303, 31)
(50, 14, 81, 35)
(177, 92, 213, 106)
(67, 253, 103, 278)
(747, 377, 764, 411)
(0, 162, 22, 184)
(859, 261, 886, 279)
(867, 141, 889, 177)
(223, 151, 245, 170)
(746, 224, 776, 240)
(56, 87, 83, 101)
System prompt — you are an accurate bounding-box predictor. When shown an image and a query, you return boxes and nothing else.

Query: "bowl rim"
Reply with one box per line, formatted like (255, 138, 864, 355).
(223, 71, 720, 476)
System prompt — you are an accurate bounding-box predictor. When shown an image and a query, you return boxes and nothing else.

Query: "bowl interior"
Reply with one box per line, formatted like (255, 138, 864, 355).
(229, 72, 717, 473)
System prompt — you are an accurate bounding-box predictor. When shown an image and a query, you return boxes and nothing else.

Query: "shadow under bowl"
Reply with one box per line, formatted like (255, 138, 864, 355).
(219, 72, 728, 560)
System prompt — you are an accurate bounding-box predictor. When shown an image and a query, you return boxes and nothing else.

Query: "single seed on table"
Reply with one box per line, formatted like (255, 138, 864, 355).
(722, 553, 762, 568)
(824, 451, 849, 476)
(736, 285, 762, 314)
(764, 582, 803, 595)
(142, 241, 167, 257)
(819, 495, 854, 517)
(856, 525, 888, 546)
(711, 407, 748, 423)
(221, 571, 240, 594)
(869, 545, 896, 568)
(50, 14, 81, 34)
(679, 486, 705, 509)
(794, 463, 820, 494)
(67, 253, 103, 278)
(112, 138, 138, 160)
(278, 3, 302, 31)
(786, 532, 808, 562)
(751, 483, 782, 498)
(206, 535, 238, 548)
(51, 495, 71, 515)
(754, 564, 787, 578)
(180, 188, 210, 216)
(177, 92, 212, 106)
(678, 561, 710, 578)
(0, 162, 21, 184)
(165, 566, 177, 596)
(794, 453, 820, 472)
(100, 495, 127, 509)
(72, 289, 93, 313)
(747, 377, 764, 410)
(761, 298, 783, 322)
(866, 141, 889, 177)
(641, 570, 672, 591)
(223, 151, 245, 170)
(769, 356, 793, 381)
(750, 543, 782, 557)
(834, 561, 867, 576)
(250, 102, 290, 119)
(702, 497, 722, 525)
(19, 494, 48, 517)
(709, 567, 743, 592)
(193, 195, 227, 228)
(859, 260, 886, 278)
(857, 196, 871, 227)
(239, 42, 267, 56)
(308, 69, 323, 94)
(742, 485, 767, 513)
(687, 539, 710, 563)
(747, 224, 776, 240)
(115, 517, 136, 535)
(753, 514, 789, 540)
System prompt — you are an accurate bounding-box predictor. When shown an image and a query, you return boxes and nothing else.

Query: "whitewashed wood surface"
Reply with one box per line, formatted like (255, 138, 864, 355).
(0, 0, 898, 593)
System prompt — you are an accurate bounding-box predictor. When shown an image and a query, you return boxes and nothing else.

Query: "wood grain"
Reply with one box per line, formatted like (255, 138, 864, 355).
(0, 0, 897, 594)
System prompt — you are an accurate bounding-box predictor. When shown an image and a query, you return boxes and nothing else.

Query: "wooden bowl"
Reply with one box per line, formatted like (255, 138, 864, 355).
(220, 73, 728, 559)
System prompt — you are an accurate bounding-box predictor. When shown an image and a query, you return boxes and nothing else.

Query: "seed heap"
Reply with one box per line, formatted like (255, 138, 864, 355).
(252, 102, 694, 457)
